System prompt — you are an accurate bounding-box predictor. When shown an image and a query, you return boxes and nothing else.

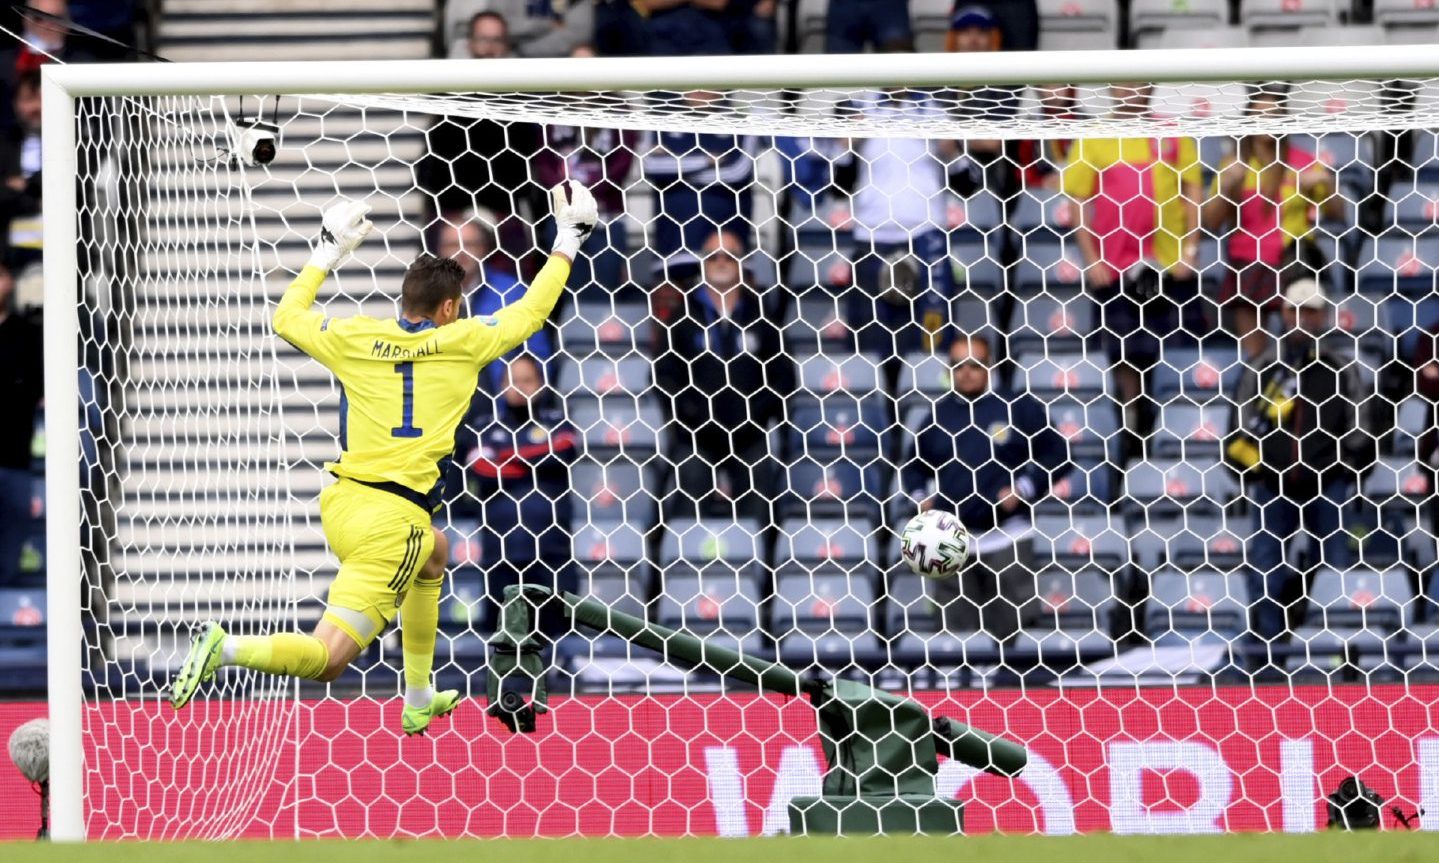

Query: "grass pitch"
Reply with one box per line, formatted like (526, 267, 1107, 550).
(4, 833, 1439, 862)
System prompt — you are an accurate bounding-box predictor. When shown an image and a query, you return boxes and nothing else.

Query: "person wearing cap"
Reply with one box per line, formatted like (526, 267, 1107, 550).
(1224, 277, 1374, 666)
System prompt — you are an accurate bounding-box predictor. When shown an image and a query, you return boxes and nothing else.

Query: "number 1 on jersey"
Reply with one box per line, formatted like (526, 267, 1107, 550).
(391, 361, 423, 438)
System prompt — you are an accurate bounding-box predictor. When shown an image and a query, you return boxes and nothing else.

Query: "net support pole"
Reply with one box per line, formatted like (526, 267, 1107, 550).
(41, 67, 84, 843)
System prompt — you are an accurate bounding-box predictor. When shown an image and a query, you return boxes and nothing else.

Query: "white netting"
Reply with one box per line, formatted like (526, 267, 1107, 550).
(69, 74, 1439, 838)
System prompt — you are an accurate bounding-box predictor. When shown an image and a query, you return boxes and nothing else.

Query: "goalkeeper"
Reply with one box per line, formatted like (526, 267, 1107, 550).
(170, 180, 598, 735)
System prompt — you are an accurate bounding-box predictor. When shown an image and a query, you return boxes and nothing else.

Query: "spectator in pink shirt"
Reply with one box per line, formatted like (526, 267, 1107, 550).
(1202, 85, 1340, 360)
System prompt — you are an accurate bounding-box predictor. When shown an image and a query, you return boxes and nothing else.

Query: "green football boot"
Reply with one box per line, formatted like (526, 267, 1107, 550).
(170, 621, 226, 710)
(401, 689, 461, 736)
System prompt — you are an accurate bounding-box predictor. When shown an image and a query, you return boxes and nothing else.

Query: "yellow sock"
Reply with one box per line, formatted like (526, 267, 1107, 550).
(401, 575, 444, 700)
(226, 633, 329, 680)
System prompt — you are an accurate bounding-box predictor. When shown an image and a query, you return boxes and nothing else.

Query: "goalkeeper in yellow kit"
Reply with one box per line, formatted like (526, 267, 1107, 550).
(170, 180, 598, 735)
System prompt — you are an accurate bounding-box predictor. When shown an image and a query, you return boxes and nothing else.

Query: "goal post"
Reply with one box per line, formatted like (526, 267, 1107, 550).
(41, 45, 1439, 841)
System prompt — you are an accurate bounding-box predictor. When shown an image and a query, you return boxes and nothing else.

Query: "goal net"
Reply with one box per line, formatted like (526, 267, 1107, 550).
(43, 51, 1439, 839)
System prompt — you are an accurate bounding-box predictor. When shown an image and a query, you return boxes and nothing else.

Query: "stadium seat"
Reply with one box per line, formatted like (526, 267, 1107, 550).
(1153, 402, 1230, 459)
(654, 568, 764, 655)
(1013, 350, 1109, 399)
(1394, 397, 1428, 457)
(1035, 463, 1115, 517)
(1242, 0, 1341, 45)
(1037, 0, 1118, 48)
(1145, 567, 1248, 644)
(1124, 458, 1239, 518)
(1033, 513, 1131, 573)
(781, 457, 885, 522)
(1154, 24, 1249, 49)
(1010, 289, 1093, 355)
(1046, 395, 1121, 461)
(577, 569, 651, 657)
(573, 522, 647, 580)
(1329, 292, 1384, 356)
(567, 395, 664, 459)
(786, 396, 887, 459)
(1130, 0, 1227, 50)
(775, 516, 879, 570)
(0, 587, 46, 692)
(1382, 181, 1439, 235)
(1412, 130, 1439, 182)
(882, 568, 1001, 667)
(773, 571, 878, 666)
(1379, 289, 1439, 359)
(556, 356, 651, 398)
(1011, 567, 1117, 668)
(570, 459, 659, 528)
(1290, 567, 1413, 674)
(796, 353, 882, 396)
(1010, 238, 1087, 297)
(895, 353, 953, 411)
(1011, 186, 1078, 245)
(1150, 345, 1242, 404)
(659, 518, 763, 566)
(1374, 0, 1439, 36)
(785, 290, 852, 355)
(951, 235, 1005, 295)
(559, 300, 653, 357)
(1158, 514, 1246, 572)
(949, 191, 1005, 241)
(1362, 457, 1429, 509)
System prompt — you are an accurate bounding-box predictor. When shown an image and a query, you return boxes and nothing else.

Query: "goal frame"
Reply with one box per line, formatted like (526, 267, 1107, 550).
(40, 43, 1439, 842)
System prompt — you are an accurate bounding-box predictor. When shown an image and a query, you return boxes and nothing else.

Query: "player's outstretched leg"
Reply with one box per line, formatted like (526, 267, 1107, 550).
(171, 619, 356, 710)
(400, 527, 459, 736)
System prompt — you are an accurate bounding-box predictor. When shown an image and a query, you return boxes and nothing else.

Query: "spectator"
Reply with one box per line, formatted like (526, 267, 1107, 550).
(416, 12, 542, 267)
(463, 354, 578, 633)
(433, 212, 554, 392)
(954, 0, 1038, 52)
(1415, 320, 1439, 614)
(1202, 85, 1340, 360)
(901, 335, 1069, 643)
(834, 82, 960, 357)
(1223, 279, 1372, 663)
(653, 228, 794, 520)
(942, 6, 1021, 201)
(2, 71, 43, 271)
(640, 90, 758, 283)
(638, 0, 775, 55)
(1016, 85, 1080, 190)
(469, 1, 594, 58)
(594, 0, 649, 55)
(827, 0, 914, 52)
(1063, 83, 1206, 462)
(0, 260, 41, 584)
(533, 123, 637, 295)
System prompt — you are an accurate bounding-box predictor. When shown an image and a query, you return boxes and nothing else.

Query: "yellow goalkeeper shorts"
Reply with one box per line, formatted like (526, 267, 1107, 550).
(319, 477, 434, 648)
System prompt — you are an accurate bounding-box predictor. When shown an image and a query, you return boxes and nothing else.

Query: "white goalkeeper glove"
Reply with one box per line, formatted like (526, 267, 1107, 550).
(549, 179, 598, 261)
(308, 200, 374, 272)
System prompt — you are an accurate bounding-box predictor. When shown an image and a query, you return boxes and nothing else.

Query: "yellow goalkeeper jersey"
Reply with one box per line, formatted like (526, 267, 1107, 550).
(272, 255, 571, 510)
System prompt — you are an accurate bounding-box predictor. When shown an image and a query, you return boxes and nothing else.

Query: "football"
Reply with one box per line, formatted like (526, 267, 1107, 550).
(899, 509, 973, 579)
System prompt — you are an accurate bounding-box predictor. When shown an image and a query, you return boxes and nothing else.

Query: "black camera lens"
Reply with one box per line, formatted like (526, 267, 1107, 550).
(253, 140, 277, 165)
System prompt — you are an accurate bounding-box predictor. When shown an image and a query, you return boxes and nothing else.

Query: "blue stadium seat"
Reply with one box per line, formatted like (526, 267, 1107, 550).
(1383, 180, 1439, 235)
(1033, 514, 1131, 573)
(1010, 238, 1087, 297)
(575, 569, 651, 658)
(796, 353, 881, 395)
(659, 518, 763, 566)
(1158, 514, 1246, 572)
(773, 571, 879, 666)
(781, 457, 884, 522)
(1328, 292, 1384, 356)
(950, 236, 1004, 295)
(1035, 463, 1114, 518)
(896, 353, 953, 411)
(1146, 567, 1248, 645)
(882, 568, 1000, 665)
(556, 356, 651, 398)
(1124, 458, 1239, 518)
(787, 396, 887, 459)
(1151, 345, 1242, 404)
(1010, 186, 1078, 244)
(775, 517, 878, 569)
(1362, 457, 1429, 507)
(573, 522, 647, 575)
(1290, 567, 1413, 674)
(1014, 351, 1109, 399)
(949, 191, 1005, 242)
(1153, 402, 1230, 459)
(1047, 396, 1121, 461)
(1011, 289, 1093, 356)
(785, 247, 852, 299)
(1380, 289, 1439, 361)
(568, 395, 664, 458)
(570, 459, 658, 527)
(1414, 130, 1439, 182)
(559, 300, 653, 356)
(0, 588, 46, 692)
(785, 291, 851, 355)
(655, 568, 764, 655)
(1357, 234, 1439, 297)
(1011, 567, 1116, 668)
